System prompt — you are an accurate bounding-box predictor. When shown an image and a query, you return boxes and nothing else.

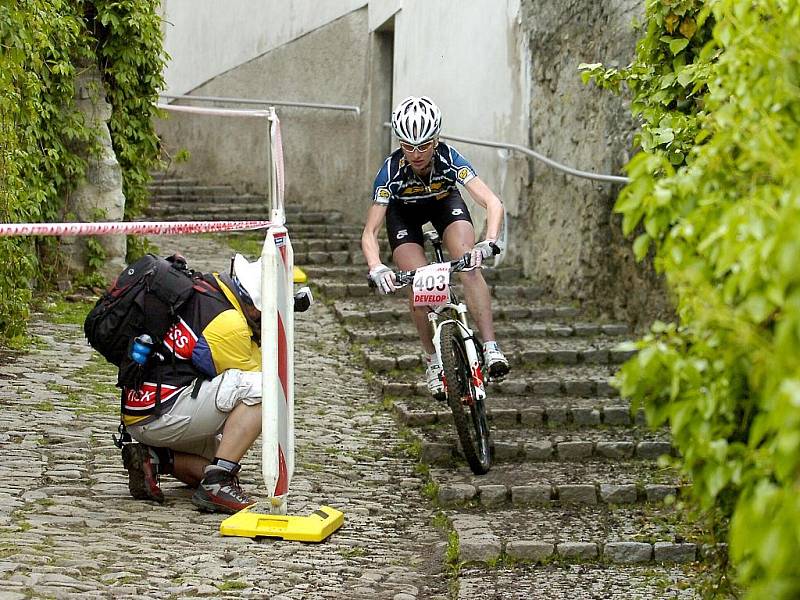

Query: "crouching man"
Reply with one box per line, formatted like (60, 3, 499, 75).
(120, 254, 312, 514)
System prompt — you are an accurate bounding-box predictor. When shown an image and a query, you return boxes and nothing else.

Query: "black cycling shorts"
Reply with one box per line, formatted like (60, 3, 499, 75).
(385, 188, 473, 252)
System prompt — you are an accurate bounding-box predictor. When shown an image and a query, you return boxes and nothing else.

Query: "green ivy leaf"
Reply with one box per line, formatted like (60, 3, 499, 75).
(669, 38, 690, 55)
(633, 233, 651, 260)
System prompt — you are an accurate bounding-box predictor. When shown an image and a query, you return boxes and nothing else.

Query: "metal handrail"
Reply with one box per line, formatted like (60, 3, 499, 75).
(383, 122, 629, 184)
(160, 94, 361, 115)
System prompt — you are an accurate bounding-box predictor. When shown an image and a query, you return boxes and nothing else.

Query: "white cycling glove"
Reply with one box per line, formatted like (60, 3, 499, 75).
(469, 239, 498, 268)
(369, 264, 397, 295)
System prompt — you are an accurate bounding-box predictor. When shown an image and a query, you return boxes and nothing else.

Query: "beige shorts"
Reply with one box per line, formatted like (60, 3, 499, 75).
(127, 369, 262, 460)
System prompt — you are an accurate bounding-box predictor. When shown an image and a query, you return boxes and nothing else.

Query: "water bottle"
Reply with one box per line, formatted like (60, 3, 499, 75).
(131, 334, 154, 365)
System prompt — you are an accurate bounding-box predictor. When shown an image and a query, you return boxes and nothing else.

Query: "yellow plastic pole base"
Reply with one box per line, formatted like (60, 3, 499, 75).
(219, 504, 344, 542)
(292, 266, 307, 283)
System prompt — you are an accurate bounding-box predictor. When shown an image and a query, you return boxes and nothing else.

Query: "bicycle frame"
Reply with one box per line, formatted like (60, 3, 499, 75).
(425, 232, 487, 403)
(430, 307, 487, 403)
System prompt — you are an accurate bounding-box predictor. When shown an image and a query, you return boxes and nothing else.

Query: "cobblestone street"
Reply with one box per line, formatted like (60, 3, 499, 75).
(0, 233, 449, 599)
(0, 187, 706, 598)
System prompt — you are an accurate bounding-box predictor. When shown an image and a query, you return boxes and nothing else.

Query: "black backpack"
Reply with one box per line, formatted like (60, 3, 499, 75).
(84, 254, 197, 387)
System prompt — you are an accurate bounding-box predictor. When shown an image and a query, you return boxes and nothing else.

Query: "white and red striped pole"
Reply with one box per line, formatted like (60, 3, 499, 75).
(260, 227, 294, 514)
(260, 109, 294, 514)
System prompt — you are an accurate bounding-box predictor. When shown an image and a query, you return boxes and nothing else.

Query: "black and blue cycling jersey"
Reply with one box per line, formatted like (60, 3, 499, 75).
(372, 142, 477, 206)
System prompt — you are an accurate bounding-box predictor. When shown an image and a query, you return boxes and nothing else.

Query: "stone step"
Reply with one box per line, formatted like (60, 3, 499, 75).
(296, 250, 366, 266)
(148, 184, 239, 196)
(148, 196, 268, 206)
(392, 396, 643, 428)
(447, 505, 701, 566)
(301, 263, 524, 282)
(457, 564, 700, 598)
(378, 364, 618, 399)
(302, 264, 526, 285)
(417, 428, 672, 467)
(335, 304, 581, 326)
(148, 175, 199, 185)
(147, 204, 344, 225)
(314, 279, 544, 301)
(361, 338, 634, 373)
(431, 462, 684, 508)
(344, 320, 630, 345)
(271, 237, 361, 255)
(282, 223, 366, 236)
(144, 206, 311, 223)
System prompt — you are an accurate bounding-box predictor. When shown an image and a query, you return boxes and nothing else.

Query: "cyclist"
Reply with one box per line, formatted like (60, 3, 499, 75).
(361, 95, 510, 399)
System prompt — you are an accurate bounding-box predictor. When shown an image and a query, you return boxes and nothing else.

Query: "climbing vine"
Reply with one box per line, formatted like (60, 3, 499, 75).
(582, 0, 800, 597)
(0, 0, 166, 345)
(89, 0, 166, 259)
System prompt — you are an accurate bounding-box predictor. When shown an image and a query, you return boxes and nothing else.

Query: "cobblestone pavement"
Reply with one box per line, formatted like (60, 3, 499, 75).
(0, 232, 450, 599)
(0, 176, 714, 599)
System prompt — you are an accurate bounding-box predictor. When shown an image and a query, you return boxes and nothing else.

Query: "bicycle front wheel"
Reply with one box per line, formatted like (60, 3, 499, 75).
(440, 321, 492, 475)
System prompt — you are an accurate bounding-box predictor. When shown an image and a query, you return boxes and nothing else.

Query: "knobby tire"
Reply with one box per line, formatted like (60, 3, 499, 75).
(440, 321, 492, 475)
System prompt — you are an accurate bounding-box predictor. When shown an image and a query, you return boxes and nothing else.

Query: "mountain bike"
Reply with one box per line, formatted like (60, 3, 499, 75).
(369, 230, 499, 475)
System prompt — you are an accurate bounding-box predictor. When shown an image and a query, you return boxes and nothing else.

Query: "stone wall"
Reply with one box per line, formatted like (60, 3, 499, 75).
(61, 65, 127, 282)
(519, 0, 671, 328)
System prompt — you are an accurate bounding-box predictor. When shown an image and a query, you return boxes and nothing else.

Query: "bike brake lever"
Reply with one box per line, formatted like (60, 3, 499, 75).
(396, 271, 414, 286)
(454, 255, 473, 271)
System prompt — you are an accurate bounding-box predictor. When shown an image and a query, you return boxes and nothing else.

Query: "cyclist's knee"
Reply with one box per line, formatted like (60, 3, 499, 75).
(458, 268, 484, 284)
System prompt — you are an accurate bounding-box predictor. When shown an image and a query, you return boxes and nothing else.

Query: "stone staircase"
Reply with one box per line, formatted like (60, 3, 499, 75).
(147, 175, 700, 595)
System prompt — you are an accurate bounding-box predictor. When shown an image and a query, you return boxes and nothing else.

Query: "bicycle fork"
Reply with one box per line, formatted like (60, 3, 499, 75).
(430, 308, 487, 403)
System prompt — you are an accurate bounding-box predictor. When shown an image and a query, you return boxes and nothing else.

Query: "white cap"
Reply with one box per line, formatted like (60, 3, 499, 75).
(232, 253, 262, 310)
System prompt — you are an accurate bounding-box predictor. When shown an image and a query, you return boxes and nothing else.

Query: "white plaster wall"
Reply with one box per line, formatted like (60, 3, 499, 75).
(161, 0, 366, 95)
(389, 0, 530, 241)
(159, 0, 529, 241)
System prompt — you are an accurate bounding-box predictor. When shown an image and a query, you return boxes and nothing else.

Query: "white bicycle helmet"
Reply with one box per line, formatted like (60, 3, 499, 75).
(391, 96, 442, 144)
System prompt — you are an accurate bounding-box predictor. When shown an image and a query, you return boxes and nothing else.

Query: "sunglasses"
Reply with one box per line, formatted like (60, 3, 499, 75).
(400, 140, 435, 154)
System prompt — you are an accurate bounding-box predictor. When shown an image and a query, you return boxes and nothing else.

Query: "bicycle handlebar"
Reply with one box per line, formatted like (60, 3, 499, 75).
(367, 244, 501, 290)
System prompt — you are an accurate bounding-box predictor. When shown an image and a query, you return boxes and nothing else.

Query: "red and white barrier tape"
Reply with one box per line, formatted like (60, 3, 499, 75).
(0, 220, 272, 237)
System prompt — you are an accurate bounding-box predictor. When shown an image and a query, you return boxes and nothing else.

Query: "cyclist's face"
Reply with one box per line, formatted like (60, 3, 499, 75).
(400, 139, 436, 172)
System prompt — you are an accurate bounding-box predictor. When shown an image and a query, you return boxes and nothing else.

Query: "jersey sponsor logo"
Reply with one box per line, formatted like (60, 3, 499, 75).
(452, 208, 464, 216)
(402, 181, 444, 195)
(164, 317, 197, 360)
(396, 229, 408, 240)
(374, 187, 391, 204)
(124, 382, 182, 411)
(457, 167, 471, 181)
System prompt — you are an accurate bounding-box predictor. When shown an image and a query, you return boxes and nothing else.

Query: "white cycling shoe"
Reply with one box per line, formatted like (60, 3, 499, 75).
(426, 361, 446, 401)
(483, 343, 510, 379)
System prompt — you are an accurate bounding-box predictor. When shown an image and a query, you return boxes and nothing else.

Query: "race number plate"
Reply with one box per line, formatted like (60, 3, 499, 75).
(413, 263, 451, 307)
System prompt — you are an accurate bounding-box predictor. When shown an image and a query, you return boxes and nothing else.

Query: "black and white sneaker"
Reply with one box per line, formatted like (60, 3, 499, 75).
(426, 361, 446, 401)
(191, 465, 256, 514)
(483, 343, 510, 379)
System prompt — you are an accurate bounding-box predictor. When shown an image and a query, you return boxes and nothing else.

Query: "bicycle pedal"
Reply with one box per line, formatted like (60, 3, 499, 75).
(488, 364, 510, 380)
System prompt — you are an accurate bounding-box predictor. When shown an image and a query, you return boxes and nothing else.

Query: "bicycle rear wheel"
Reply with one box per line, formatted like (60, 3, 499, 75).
(440, 321, 492, 474)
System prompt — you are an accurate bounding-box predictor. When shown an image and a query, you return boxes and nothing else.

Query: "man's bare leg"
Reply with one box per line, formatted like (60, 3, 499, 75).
(442, 221, 497, 342)
(393, 242, 434, 353)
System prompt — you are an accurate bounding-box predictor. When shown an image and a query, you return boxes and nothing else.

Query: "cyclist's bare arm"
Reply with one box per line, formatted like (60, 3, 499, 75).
(464, 177, 504, 241)
(361, 203, 388, 270)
